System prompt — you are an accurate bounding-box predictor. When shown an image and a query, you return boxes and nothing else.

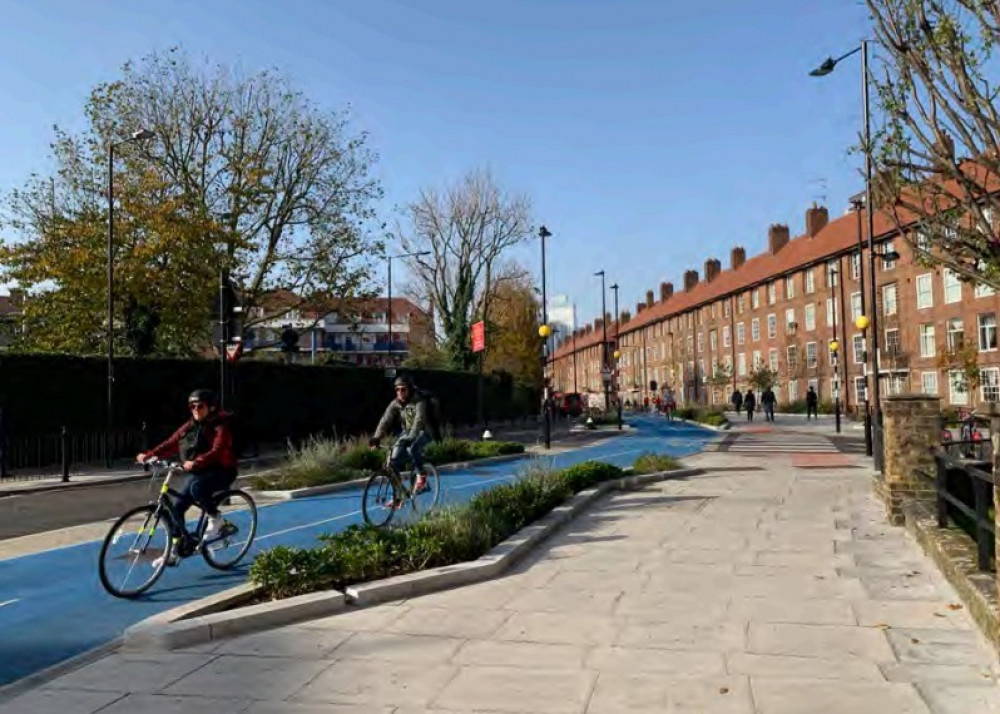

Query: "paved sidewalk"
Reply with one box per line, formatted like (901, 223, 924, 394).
(4, 449, 999, 713)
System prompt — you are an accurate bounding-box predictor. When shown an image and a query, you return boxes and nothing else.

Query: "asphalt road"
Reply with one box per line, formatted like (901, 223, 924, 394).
(0, 416, 713, 689)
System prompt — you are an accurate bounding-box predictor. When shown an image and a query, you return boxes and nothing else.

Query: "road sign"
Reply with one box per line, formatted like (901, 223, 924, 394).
(225, 343, 242, 362)
(472, 321, 486, 353)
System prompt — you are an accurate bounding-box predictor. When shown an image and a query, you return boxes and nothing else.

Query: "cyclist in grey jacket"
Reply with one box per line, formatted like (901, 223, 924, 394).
(370, 374, 431, 492)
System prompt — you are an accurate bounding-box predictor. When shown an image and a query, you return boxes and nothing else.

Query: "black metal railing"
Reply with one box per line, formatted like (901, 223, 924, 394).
(0, 425, 150, 482)
(917, 447, 995, 572)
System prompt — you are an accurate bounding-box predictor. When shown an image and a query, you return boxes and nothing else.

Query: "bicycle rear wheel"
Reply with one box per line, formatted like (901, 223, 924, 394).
(99, 504, 172, 599)
(362, 470, 399, 528)
(202, 489, 258, 570)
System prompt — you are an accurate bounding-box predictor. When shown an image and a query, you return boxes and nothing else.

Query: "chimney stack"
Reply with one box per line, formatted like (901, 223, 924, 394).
(594, 318, 603, 331)
(731, 246, 746, 270)
(621, 310, 631, 323)
(805, 204, 829, 237)
(768, 224, 790, 254)
(660, 282, 673, 301)
(637, 302, 645, 314)
(586, 324, 593, 334)
(683, 270, 700, 292)
(645, 290, 654, 307)
(704, 258, 722, 282)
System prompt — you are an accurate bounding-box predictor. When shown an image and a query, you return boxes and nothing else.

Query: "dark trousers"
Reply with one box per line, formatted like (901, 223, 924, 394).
(746, 408, 754, 422)
(390, 432, 431, 474)
(173, 468, 233, 521)
(807, 404, 818, 419)
(764, 404, 775, 421)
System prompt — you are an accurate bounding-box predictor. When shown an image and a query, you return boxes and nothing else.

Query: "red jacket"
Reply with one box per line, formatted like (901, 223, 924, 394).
(149, 411, 237, 473)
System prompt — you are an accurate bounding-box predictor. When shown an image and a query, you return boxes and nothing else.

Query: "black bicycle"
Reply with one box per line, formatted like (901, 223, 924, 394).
(98, 458, 258, 599)
(362, 448, 441, 528)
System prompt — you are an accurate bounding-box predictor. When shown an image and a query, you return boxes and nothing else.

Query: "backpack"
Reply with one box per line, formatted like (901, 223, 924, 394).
(417, 389, 444, 443)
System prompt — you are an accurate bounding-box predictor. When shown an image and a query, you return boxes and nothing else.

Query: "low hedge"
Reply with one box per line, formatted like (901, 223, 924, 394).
(632, 452, 681, 474)
(250, 437, 526, 491)
(675, 407, 728, 427)
(249, 459, 631, 600)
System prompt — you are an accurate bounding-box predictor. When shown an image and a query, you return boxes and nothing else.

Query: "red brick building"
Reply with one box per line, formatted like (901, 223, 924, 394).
(550, 201, 1000, 411)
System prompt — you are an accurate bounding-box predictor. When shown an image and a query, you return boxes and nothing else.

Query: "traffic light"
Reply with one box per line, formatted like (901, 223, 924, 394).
(650, 380, 658, 392)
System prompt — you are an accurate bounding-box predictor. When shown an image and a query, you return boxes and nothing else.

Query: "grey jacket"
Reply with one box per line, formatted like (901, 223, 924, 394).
(374, 395, 428, 442)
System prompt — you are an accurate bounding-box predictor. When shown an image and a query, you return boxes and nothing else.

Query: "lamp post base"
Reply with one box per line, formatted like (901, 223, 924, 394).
(864, 402, 873, 456)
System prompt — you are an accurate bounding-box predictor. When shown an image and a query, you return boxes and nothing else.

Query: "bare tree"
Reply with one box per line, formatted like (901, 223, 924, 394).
(867, 0, 1000, 288)
(398, 168, 533, 369)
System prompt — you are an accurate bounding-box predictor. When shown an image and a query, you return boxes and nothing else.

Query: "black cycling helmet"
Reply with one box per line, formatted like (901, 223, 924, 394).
(188, 389, 218, 407)
(394, 374, 415, 390)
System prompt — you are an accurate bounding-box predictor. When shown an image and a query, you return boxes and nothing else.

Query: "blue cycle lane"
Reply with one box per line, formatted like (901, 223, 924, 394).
(0, 417, 712, 687)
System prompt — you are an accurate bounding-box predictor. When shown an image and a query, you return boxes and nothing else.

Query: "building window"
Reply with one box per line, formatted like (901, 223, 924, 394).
(850, 292, 862, 321)
(751, 318, 760, 342)
(919, 323, 936, 358)
(979, 313, 997, 351)
(886, 374, 907, 396)
(752, 350, 762, 367)
(737, 323, 745, 345)
(855, 376, 868, 403)
(983, 368, 1000, 402)
(805, 269, 815, 294)
(885, 327, 901, 355)
(785, 307, 795, 331)
(723, 300, 731, 318)
(947, 318, 964, 351)
(882, 240, 897, 270)
(827, 260, 839, 287)
(788, 379, 799, 402)
(825, 298, 838, 327)
(915, 230, 931, 253)
(767, 314, 777, 339)
(769, 348, 779, 372)
(921, 371, 939, 395)
(787, 345, 798, 370)
(710, 330, 717, 352)
(723, 325, 731, 347)
(806, 342, 818, 369)
(767, 282, 776, 305)
(738, 352, 747, 376)
(882, 284, 898, 316)
(786, 275, 796, 299)
(697, 332, 704, 352)
(804, 304, 816, 331)
(850, 252, 861, 280)
(976, 281, 996, 298)
(710, 303, 717, 318)
(852, 334, 865, 364)
(950, 369, 970, 405)
(916, 273, 934, 309)
(751, 289, 760, 310)
(943, 269, 962, 304)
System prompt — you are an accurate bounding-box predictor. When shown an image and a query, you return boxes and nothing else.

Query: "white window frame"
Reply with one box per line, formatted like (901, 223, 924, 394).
(850, 292, 862, 321)
(767, 314, 777, 339)
(919, 323, 936, 358)
(882, 240, 897, 270)
(804, 304, 816, 331)
(751, 318, 760, 342)
(806, 341, 818, 369)
(827, 260, 839, 288)
(769, 348, 779, 372)
(916, 273, 934, 309)
(825, 297, 838, 327)
(805, 269, 815, 294)
(785, 275, 796, 299)
(752, 350, 762, 368)
(947, 318, 964, 351)
(737, 352, 747, 376)
(767, 282, 776, 305)
(852, 334, 865, 364)
(737, 323, 746, 345)
(982, 367, 1000, 402)
(850, 252, 861, 280)
(943, 269, 962, 304)
(788, 379, 799, 403)
(751, 289, 760, 310)
(921, 371, 938, 395)
(950, 369, 970, 406)
(979, 313, 998, 352)
(882, 284, 898, 316)
(785, 307, 795, 330)
(722, 325, 731, 348)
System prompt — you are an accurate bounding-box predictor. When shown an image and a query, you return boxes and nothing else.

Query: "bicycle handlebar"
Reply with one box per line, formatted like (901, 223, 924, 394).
(139, 456, 183, 472)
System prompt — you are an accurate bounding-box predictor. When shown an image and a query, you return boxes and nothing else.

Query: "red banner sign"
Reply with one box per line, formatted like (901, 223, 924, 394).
(471, 321, 486, 353)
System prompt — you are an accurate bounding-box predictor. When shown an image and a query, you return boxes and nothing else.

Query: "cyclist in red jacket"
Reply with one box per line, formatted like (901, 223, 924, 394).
(137, 389, 237, 559)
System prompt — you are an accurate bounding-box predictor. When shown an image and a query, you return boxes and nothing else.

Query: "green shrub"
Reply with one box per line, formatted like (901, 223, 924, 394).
(470, 440, 525, 458)
(424, 438, 473, 464)
(251, 457, 631, 602)
(632, 452, 680, 474)
(699, 412, 728, 427)
(559, 461, 624, 492)
(675, 406, 696, 420)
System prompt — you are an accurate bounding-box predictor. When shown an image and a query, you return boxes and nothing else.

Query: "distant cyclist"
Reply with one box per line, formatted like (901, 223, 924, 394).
(136, 389, 237, 563)
(369, 375, 431, 502)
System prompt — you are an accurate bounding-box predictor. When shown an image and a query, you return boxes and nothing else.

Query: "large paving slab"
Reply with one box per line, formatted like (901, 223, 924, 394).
(3, 444, 999, 713)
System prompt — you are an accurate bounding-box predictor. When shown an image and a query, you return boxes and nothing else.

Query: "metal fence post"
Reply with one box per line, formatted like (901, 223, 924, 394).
(0, 407, 6, 480)
(141, 421, 149, 452)
(61, 426, 69, 483)
(974, 475, 993, 572)
(935, 454, 948, 529)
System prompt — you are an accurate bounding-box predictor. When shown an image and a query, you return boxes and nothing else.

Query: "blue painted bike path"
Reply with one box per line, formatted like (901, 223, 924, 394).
(0, 417, 712, 687)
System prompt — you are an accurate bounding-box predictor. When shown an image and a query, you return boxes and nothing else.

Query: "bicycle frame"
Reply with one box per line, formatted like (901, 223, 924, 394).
(147, 463, 208, 550)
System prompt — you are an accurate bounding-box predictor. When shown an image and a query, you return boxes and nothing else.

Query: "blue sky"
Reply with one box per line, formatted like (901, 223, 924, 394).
(0, 0, 872, 323)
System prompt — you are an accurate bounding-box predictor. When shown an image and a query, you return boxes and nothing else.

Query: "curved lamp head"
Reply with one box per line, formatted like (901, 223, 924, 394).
(854, 315, 870, 331)
(809, 57, 837, 77)
(538, 324, 552, 338)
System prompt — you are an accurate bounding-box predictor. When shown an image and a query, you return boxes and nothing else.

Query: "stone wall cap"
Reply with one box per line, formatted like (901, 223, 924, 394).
(884, 394, 941, 402)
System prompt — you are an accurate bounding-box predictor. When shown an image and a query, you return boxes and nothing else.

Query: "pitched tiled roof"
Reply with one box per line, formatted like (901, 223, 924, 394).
(552, 201, 905, 361)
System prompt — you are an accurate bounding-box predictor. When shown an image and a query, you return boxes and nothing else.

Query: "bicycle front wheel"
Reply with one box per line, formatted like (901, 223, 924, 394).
(410, 464, 441, 517)
(99, 504, 172, 599)
(202, 489, 258, 570)
(362, 471, 399, 528)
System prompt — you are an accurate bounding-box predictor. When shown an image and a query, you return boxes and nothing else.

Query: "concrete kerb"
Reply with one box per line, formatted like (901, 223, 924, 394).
(676, 417, 731, 432)
(251, 452, 533, 500)
(123, 465, 702, 653)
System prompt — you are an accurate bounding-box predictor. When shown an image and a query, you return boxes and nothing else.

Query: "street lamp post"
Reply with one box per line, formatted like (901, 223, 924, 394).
(610, 283, 622, 430)
(595, 270, 609, 412)
(539, 226, 552, 450)
(811, 39, 885, 470)
(106, 128, 155, 467)
(386, 251, 431, 369)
